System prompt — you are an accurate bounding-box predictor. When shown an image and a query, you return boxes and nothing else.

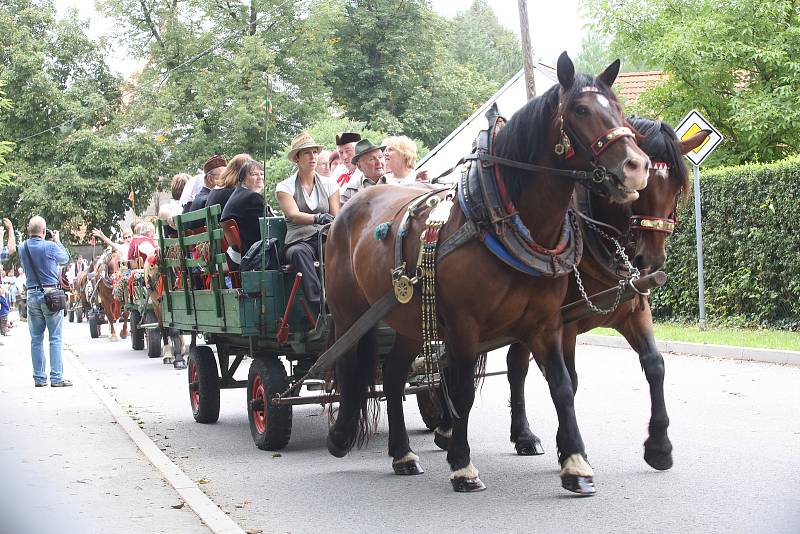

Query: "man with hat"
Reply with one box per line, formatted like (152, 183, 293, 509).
(186, 154, 228, 215)
(340, 139, 388, 205)
(331, 132, 363, 191)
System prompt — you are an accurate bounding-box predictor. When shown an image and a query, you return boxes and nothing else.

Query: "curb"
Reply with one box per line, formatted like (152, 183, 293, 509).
(63, 345, 246, 534)
(577, 333, 800, 366)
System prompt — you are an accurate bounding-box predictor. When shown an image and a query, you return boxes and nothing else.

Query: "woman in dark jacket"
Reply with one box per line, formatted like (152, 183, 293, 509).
(205, 153, 251, 212)
(220, 159, 274, 253)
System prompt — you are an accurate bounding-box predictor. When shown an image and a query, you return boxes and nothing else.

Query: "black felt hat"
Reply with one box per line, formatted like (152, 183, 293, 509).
(335, 132, 361, 146)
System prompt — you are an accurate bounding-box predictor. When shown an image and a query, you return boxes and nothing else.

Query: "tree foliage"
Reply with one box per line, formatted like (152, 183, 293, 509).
(584, 0, 800, 165)
(0, 0, 163, 242)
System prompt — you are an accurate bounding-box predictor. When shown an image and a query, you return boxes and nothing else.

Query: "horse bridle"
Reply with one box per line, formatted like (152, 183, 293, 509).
(628, 162, 678, 235)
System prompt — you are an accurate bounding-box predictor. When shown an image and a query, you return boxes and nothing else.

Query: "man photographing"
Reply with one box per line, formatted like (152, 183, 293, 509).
(18, 216, 71, 388)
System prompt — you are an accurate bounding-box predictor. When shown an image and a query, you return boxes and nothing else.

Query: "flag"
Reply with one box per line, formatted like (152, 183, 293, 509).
(260, 98, 273, 113)
(128, 189, 135, 203)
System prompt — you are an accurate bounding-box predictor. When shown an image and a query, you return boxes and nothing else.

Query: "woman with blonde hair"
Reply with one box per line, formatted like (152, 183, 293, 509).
(383, 135, 419, 185)
(206, 153, 252, 211)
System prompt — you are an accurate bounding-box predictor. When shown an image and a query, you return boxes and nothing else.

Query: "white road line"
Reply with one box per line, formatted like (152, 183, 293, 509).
(63, 344, 246, 534)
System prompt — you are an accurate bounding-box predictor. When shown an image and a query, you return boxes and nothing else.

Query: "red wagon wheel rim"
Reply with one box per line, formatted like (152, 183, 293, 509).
(189, 361, 200, 411)
(252, 375, 267, 434)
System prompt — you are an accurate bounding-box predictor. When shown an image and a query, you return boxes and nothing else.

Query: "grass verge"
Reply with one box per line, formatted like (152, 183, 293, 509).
(591, 322, 799, 351)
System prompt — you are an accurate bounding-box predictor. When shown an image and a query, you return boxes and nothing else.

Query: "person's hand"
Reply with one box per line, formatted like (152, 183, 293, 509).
(415, 170, 429, 182)
(51, 230, 61, 243)
(2, 218, 12, 230)
(314, 213, 335, 226)
(91, 228, 105, 238)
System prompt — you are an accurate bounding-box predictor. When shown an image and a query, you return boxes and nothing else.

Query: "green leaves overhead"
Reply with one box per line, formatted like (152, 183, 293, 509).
(584, 0, 800, 166)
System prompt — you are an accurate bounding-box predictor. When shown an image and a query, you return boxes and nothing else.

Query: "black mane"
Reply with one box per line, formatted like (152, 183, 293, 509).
(627, 116, 690, 196)
(493, 73, 621, 202)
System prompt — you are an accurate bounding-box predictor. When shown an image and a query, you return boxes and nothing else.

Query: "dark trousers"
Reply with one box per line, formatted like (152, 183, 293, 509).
(284, 237, 322, 309)
(0, 314, 7, 335)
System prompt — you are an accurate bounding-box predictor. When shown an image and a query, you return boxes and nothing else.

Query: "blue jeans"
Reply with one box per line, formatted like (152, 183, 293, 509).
(27, 290, 64, 384)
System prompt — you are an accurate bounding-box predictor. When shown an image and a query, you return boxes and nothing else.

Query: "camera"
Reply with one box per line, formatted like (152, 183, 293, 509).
(45, 229, 58, 241)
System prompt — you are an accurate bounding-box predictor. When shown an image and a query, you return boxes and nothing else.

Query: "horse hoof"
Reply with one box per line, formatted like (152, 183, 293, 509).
(515, 438, 545, 456)
(644, 449, 673, 471)
(561, 475, 596, 496)
(326, 433, 351, 458)
(163, 357, 174, 365)
(451, 477, 486, 493)
(120, 332, 128, 339)
(393, 460, 424, 476)
(173, 359, 187, 370)
(433, 429, 450, 451)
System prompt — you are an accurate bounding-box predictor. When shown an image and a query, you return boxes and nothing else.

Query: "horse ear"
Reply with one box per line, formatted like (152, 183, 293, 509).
(679, 129, 711, 155)
(597, 59, 621, 88)
(557, 51, 575, 90)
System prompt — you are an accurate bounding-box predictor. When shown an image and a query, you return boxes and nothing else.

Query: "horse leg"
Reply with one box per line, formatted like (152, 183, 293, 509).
(327, 328, 378, 458)
(172, 330, 186, 369)
(161, 326, 174, 365)
(432, 371, 453, 451)
(618, 308, 673, 471)
(108, 297, 118, 341)
(385, 334, 424, 475)
(120, 310, 129, 339)
(529, 328, 595, 495)
(507, 342, 545, 456)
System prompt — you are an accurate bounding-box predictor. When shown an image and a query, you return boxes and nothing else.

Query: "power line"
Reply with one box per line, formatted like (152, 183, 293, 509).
(13, 0, 299, 145)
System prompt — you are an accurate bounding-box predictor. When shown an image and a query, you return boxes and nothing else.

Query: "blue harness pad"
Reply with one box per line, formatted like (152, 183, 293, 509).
(457, 184, 541, 277)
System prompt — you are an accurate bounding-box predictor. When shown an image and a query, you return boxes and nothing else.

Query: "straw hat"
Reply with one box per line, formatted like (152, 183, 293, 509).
(287, 132, 325, 162)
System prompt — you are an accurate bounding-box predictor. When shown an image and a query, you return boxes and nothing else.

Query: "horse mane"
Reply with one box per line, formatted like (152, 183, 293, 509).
(627, 116, 691, 201)
(493, 73, 623, 203)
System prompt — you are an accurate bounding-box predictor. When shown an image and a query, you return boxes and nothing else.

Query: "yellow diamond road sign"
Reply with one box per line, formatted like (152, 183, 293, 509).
(674, 109, 723, 166)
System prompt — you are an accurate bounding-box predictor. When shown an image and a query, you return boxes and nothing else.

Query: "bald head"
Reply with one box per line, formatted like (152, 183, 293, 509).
(28, 216, 46, 237)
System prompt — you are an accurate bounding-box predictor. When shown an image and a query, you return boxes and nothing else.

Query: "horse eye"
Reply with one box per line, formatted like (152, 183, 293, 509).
(575, 105, 590, 116)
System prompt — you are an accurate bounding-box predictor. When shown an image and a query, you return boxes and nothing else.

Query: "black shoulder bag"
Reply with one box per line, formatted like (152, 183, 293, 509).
(23, 243, 68, 313)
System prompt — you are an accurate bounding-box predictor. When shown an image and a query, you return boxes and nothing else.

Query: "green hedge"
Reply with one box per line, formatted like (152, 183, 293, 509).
(651, 156, 800, 330)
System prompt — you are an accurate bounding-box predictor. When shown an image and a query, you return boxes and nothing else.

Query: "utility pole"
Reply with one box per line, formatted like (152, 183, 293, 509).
(518, 0, 536, 100)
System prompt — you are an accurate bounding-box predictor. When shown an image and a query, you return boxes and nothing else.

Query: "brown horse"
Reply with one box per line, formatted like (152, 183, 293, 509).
(143, 249, 186, 367)
(323, 53, 650, 495)
(95, 250, 129, 341)
(431, 119, 710, 473)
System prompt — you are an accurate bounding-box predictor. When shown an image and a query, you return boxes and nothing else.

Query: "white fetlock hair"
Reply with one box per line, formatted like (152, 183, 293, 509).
(450, 462, 479, 480)
(392, 452, 420, 465)
(560, 453, 594, 478)
(162, 344, 173, 359)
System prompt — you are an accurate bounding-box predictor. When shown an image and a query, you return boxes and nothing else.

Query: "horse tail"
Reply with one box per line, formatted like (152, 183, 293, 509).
(474, 350, 488, 392)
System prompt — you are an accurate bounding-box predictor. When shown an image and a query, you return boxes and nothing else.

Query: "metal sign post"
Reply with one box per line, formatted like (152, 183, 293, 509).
(692, 164, 707, 328)
(674, 110, 723, 330)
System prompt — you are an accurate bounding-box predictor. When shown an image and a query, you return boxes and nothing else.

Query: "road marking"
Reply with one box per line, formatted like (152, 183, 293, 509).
(63, 344, 245, 534)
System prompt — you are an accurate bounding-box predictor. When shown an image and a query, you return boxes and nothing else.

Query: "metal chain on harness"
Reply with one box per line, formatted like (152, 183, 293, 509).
(573, 220, 644, 314)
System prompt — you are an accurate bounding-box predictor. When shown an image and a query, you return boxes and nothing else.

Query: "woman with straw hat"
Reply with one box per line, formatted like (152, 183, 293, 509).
(275, 132, 340, 315)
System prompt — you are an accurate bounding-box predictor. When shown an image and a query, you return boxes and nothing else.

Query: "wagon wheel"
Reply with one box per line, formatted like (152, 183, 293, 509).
(130, 309, 145, 350)
(145, 310, 161, 358)
(88, 312, 100, 339)
(187, 345, 220, 423)
(416, 386, 444, 431)
(247, 357, 292, 451)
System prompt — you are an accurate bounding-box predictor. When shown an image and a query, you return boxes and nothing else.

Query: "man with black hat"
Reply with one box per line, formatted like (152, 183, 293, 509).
(186, 154, 228, 214)
(341, 138, 388, 205)
(332, 132, 363, 191)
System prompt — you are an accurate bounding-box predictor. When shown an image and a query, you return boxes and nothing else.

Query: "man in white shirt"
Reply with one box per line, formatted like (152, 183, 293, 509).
(178, 172, 206, 211)
(331, 132, 363, 193)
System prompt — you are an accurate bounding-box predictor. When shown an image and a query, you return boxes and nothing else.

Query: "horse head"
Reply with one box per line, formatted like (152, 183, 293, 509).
(625, 118, 710, 273)
(554, 52, 650, 202)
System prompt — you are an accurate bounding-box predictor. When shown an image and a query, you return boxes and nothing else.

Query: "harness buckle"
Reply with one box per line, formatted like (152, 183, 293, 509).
(592, 167, 607, 183)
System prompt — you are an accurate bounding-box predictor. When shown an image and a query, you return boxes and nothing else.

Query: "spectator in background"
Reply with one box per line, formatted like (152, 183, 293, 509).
(315, 149, 332, 177)
(205, 153, 252, 213)
(384, 135, 422, 185)
(0, 284, 9, 336)
(0, 218, 16, 262)
(19, 216, 71, 387)
(328, 150, 340, 174)
(15, 267, 26, 320)
(331, 132, 363, 191)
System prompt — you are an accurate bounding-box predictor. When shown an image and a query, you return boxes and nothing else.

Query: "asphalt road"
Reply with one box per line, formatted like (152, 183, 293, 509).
(61, 319, 800, 534)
